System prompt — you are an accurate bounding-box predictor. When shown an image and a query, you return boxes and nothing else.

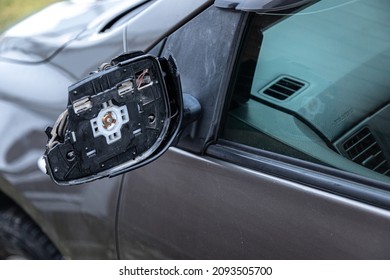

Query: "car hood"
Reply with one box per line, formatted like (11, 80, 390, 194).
(0, 0, 148, 63)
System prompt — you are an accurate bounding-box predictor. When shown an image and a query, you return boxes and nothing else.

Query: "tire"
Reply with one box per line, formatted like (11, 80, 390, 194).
(0, 206, 63, 260)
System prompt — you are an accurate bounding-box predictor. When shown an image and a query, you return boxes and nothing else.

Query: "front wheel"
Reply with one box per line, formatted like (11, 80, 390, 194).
(0, 206, 62, 259)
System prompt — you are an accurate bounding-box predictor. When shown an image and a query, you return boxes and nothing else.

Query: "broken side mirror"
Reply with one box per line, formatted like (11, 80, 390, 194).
(41, 52, 188, 185)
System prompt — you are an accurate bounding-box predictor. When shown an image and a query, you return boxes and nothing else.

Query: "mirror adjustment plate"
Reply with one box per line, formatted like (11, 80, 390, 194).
(42, 53, 181, 185)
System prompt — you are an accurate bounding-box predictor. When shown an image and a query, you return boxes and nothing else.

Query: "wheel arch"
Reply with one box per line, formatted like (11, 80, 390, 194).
(0, 177, 64, 259)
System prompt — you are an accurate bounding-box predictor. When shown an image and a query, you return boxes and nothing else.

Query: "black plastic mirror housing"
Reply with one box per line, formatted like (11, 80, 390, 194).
(182, 94, 202, 128)
(42, 52, 183, 185)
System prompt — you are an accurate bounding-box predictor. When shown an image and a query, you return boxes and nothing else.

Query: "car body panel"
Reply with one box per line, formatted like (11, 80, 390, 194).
(0, 89, 122, 259)
(0, 0, 390, 260)
(0, 60, 72, 117)
(0, 0, 149, 63)
(0, 0, 211, 259)
(118, 147, 390, 259)
(50, 0, 212, 79)
(117, 3, 390, 259)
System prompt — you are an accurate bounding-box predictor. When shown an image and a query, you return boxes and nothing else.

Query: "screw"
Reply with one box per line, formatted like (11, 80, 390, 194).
(66, 151, 75, 161)
(148, 114, 156, 123)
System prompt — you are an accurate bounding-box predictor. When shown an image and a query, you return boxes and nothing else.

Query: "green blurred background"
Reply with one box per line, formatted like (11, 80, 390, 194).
(0, 0, 58, 31)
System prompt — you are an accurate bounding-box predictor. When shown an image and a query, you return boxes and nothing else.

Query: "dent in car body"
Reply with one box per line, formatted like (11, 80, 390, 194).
(0, 0, 212, 258)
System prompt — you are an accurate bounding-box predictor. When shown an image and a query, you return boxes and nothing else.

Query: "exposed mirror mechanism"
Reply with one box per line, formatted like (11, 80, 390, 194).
(42, 52, 183, 185)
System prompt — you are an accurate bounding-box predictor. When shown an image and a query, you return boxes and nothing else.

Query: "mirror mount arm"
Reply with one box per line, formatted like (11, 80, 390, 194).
(181, 94, 201, 129)
(173, 93, 202, 144)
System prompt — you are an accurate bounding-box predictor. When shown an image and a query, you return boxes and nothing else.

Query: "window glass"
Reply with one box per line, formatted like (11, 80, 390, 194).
(222, 0, 390, 183)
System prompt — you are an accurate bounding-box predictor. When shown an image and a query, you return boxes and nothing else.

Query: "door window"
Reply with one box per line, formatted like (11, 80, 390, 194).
(221, 0, 390, 184)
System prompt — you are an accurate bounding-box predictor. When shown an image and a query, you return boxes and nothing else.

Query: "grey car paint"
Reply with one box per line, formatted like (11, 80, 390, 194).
(119, 147, 390, 259)
(117, 5, 390, 259)
(0, 0, 212, 259)
(50, 0, 212, 79)
(0, 0, 150, 63)
(1, 0, 390, 259)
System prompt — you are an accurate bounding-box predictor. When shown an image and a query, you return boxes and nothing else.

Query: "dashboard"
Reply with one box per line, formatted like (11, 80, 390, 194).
(230, 0, 390, 182)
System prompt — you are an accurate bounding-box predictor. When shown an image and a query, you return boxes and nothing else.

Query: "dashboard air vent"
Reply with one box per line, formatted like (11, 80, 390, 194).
(343, 127, 390, 176)
(261, 76, 307, 100)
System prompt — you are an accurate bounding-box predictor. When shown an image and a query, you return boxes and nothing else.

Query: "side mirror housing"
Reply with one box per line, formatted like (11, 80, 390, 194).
(42, 52, 185, 185)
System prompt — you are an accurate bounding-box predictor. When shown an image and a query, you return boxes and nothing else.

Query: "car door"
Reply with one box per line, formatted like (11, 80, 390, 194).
(117, 1, 390, 259)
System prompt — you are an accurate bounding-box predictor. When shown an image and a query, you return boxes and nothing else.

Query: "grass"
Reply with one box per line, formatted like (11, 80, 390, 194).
(0, 0, 58, 32)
